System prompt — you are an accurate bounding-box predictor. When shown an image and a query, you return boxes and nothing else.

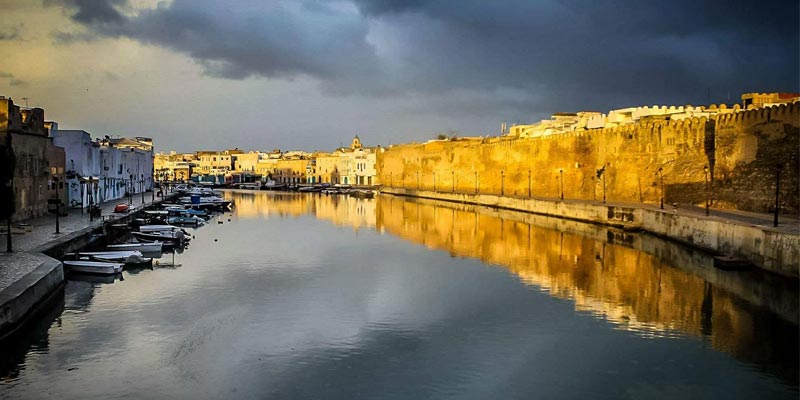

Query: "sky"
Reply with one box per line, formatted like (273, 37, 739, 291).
(0, 0, 797, 152)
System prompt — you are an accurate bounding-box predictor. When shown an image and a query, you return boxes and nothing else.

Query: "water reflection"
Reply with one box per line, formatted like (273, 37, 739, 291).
(234, 191, 799, 385)
(0, 191, 796, 398)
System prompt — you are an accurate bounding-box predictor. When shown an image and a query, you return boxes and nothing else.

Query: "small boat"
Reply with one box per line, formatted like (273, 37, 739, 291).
(139, 224, 182, 232)
(132, 230, 187, 244)
(63, 260, 124, 275)
(144, 210, 169, 216)
(349, 189, 375, 199)
(65, 251, 151, 265)
(114, 204, 130, 213)
(167, 216, 205, 226)
(107, 241, 163, 253)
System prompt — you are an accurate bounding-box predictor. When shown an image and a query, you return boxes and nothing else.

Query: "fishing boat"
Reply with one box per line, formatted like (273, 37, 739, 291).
(63, 260, 124, 275)
(349, 189, 375, 199)
(167, 215, 205, 226)
(114, 204, 130, 213)
(107, 241, 163, 253)
(132, 230, 187, 245)
(138, 224, 182, 232)
(65, 251, 151, 265)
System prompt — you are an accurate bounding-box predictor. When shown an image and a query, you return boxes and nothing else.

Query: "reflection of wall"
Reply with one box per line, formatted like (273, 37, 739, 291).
(378, 103, 799, 213)
(373, 195, 798, 382)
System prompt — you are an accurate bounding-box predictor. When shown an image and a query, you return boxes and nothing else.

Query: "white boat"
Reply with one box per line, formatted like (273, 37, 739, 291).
(63, 260, 124, 275)
(139, 224, 182, 232)
(70, 250, 142, 259)
(107, 242, 163, 252)
(144, 210, 169, 216)
(66, 250, 151, 265)
(132, 230, 187, 244)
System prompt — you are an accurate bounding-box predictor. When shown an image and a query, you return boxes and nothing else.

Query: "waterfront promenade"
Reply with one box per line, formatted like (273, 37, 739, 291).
(0, 192, 161, 339)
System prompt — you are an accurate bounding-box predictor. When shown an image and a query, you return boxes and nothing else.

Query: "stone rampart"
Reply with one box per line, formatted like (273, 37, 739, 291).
(377, 103, 799, 214)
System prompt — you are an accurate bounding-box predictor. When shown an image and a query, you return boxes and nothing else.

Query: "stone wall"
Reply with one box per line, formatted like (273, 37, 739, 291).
(1, 99, 53, 222)
(377, 103, 799, 214)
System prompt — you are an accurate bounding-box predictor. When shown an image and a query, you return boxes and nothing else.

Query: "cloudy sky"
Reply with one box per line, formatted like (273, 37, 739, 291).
(0, 0, 797, 152)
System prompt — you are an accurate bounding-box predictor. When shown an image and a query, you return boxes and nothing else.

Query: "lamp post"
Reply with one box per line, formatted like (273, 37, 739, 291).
(53, 177, 60, 233)
(433, 172, 436, 192)
(774, 164, 782, 227)
(141, 174, 145, 203)
(88, 177, 95, 222)
(703, 165, 710, 216)
(475, 171, 479, 194)
(416, 171, 420, 190)
(452, 171, 455, 193)
(500, 170, 505, 196)
(129, 174, 133, 204)
(528, 170, 531, 197)
(559, 169, 564, 201)
(657, 167, 664, 209)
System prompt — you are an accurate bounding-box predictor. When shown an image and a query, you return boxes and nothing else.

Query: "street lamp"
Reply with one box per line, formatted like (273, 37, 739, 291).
(774, 163, 783, 227)
(703, 165, 710, 216)
(500, 170, 505, 196)
(528, 170, 531, 197)
(451, 170, 455, 193)
(50, 176, 60, 233)
(597, 166, 607, 204)
(416, 171, 420, 190)
(559, 169, 564, 201)
(129, 174, 133, 204)
(88, 176, 95, 222)
(141, 174, 145, 203)
(657, 167, 664, 209)
(433, 171, 436, 192)
(475, 171, 479, 194)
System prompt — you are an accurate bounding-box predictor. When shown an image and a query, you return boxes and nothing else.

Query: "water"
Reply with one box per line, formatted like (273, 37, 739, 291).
(1, 191, 797, 399)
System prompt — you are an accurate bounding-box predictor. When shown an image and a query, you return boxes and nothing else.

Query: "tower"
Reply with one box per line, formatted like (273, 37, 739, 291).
(351, 135, 362, 150)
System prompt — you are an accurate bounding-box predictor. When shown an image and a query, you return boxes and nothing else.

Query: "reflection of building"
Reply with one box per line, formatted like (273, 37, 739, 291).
(0, 97, 55, 221)
(372, 195, 797, 375)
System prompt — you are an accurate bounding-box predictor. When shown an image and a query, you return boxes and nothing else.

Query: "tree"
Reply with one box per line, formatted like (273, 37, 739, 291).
(0, 134, 16, 252)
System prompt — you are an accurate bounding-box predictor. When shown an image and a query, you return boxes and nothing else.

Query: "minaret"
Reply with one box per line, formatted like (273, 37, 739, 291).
(351, 135, 362, 150)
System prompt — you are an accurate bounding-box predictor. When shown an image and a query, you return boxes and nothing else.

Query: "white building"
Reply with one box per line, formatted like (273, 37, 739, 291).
(52, 130, 154, 209)
(51, 130, 101, 209)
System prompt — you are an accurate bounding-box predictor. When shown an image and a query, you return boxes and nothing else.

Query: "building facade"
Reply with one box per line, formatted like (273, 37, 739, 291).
(0, 97, 56, 221)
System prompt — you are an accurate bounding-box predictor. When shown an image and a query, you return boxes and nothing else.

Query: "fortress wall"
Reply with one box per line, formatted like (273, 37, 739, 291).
(377, 104, 799, 214)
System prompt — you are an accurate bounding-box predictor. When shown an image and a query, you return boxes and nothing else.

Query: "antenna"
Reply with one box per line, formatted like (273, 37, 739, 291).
(21, 97, 29, 108)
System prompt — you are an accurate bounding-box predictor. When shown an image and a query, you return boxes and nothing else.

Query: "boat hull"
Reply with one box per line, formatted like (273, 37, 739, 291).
(107, 242, 163, 253)
(63, 261, 124, 275)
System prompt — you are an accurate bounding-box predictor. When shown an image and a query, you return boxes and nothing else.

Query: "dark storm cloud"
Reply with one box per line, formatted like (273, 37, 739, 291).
(44, 0, 126, 24)
(48, 0, 799, 112)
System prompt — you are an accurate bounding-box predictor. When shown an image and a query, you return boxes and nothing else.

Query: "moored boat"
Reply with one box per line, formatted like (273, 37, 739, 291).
(63, 260, 124, 275)
(65, 251, 151, 265)
(139, 224, 182, 232)
(167, 216, 205, 226)
(107, 241, 163, 253)
(132, 230, 187, 245)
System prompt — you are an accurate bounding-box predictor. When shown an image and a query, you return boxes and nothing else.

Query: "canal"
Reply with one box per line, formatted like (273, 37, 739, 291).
(1, 191, 797, 399)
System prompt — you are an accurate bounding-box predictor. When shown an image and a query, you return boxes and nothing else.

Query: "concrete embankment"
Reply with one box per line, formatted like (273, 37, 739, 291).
(0, 195, 176, 341)
(380, 188, 800, 278)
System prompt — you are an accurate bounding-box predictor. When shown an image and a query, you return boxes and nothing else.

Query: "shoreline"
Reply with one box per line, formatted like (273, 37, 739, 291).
(379, 187, 800, 278)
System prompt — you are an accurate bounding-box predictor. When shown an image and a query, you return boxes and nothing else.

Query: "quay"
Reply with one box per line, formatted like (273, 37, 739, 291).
(0, 193, 170, 341)
(380, 188, 800, 278)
